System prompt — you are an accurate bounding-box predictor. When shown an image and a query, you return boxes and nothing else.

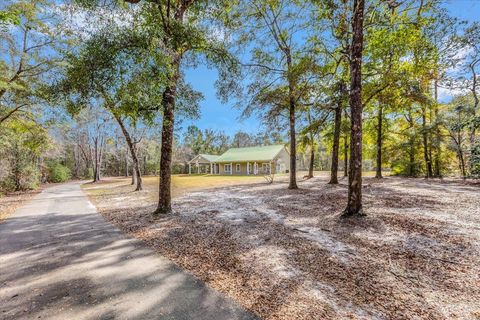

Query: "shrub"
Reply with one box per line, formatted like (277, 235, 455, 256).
(172, 163, 187, 174)
(9, 164, 41, 191)
(48, 163, 71, 183)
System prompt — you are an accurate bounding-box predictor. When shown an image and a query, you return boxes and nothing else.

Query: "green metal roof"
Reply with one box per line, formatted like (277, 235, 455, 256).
(199, 154, 219, 162)
(214, 145, 286, 162)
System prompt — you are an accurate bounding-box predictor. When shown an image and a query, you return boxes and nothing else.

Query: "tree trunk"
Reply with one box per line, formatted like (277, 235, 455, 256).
(155, 57, 180, 215)
(343, 0, 365, 217)
(308, 144, 315, 178)
(93, 138, 100, 183)
(343, 108, 349, 177)
(455, 131, 467, 179)
(144, 154, 147, 175)
(459, 149, 466, 179)
(375, 105, 383, 179)
(422, 106, 433, 178)
(112, 112, 143, 191)
(343, 133, 348, 177)
(433, 80, 441, 177)
(131, 166, 136, 185)
(329, 104, 342, 184)
(287, 53, 298, 189)
(288, 100, 298, 189)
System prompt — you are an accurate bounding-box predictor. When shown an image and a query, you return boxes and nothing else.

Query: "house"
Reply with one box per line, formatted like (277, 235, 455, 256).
(208, 144, 290, 175)
(188, 154, 219, 174)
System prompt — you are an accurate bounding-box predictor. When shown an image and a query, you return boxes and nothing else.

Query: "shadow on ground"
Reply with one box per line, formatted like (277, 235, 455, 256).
(0, 183, 257, 320)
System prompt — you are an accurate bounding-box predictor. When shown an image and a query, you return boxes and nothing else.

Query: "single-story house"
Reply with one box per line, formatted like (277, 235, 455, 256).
(188, 144, 290, 175)
(188, 154, 219, 174)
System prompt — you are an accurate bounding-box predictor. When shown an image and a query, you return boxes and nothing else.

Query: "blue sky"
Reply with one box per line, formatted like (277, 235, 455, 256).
(182, 0, 479, 136)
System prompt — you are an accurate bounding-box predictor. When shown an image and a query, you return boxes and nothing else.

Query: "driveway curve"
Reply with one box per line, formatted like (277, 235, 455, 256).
(0, 181, 257, 320)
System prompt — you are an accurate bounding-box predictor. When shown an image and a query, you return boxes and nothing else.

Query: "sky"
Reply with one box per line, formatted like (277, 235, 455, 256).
(182, 0, 480, 137)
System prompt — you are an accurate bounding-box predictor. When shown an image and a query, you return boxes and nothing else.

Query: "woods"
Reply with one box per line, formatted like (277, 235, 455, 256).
(2, 1, 480, 319)
(1, 0, 479, 209)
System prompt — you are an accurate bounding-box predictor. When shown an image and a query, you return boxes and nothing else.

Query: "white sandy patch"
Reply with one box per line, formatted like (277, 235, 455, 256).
(175, 189, 285, 224)
(240, 245, 300, 279)
(176, 186, 353, 263)
(288, 225, 354, 263)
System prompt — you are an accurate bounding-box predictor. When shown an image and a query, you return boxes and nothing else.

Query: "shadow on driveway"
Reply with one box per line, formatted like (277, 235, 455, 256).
(0, 182, 258, 320)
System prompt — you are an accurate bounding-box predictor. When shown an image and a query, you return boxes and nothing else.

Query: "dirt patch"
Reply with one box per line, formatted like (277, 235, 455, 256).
(87, 176, 480, 320)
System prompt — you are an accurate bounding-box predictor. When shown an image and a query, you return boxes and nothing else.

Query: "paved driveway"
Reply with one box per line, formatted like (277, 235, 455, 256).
(0, 182, 257, 320)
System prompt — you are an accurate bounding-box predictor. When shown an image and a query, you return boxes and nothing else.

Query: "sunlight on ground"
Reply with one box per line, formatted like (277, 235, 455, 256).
(82, 171, 382, 200)
(82, 173, 271, 205)
(81, 171, 383, 211)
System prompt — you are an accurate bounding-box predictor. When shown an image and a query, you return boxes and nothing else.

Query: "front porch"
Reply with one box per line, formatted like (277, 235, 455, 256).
(212, 161, 277, 175)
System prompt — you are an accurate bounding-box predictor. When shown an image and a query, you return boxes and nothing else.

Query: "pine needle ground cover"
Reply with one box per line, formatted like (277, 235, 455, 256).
(84, 175, 480, 320)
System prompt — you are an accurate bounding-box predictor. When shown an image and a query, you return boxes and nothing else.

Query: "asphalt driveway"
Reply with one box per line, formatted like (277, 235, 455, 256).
(0, 181, 257, 320)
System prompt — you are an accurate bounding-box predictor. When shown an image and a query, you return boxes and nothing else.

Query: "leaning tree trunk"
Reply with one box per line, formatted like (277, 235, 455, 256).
(112, 112, 143, 191)
(375, 105, 383, 179)
(155, 57, 181, 215)
(131, 166, 136, 185)
(343, 0, 365, 217)
(456, 132, 467, 179)
(458, 148, 466, 180)
(329, 104, 342, 184)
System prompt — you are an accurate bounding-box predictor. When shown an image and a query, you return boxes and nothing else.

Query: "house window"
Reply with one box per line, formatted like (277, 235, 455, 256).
(224, 164, 231, 173)
(236, 164, 241, 172)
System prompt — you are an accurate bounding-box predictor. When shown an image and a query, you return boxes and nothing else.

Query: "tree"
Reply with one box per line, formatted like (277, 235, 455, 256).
(232, 131, 253, 148)
(299, 106, 329, 179)
(328, 80, 348, 184)
(343, 0, 365, 217)
(232, 0, 323, 190)
(0, 119, 49, 191)
(453, 22, 480, 173)
(55, 23, 159, 190)
(0, 7, 20, 29)
(119, 0, 237, 214)
(0, 0, 64, 126)
(319, 0, 351, 185)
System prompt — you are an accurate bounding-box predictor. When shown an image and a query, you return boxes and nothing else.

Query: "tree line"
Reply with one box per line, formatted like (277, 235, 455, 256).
(0, 0, 478, 217)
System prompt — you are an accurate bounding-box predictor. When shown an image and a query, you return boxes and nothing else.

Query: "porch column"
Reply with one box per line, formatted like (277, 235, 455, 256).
(247, 162, 250, 175)
(254, 162, 257, 175)
(210, 163, 213, 174)
(231, 163, 233, 175)
(189, 163, 191, 174)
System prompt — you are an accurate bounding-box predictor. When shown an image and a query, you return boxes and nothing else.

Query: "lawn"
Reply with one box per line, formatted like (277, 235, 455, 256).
(83, 173, 480, 320)
(82, 174, 269, 206)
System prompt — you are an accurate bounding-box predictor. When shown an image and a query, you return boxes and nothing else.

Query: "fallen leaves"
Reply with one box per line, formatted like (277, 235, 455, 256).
(86, 176, 480, 320)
